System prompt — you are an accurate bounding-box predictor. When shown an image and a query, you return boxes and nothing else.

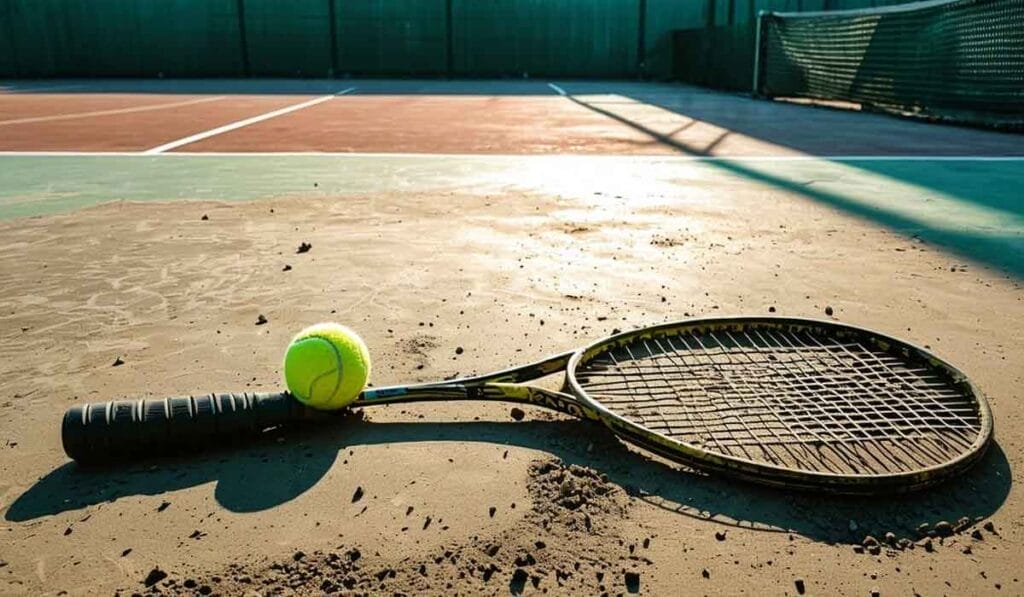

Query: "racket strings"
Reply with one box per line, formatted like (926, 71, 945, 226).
(575, 326, 983, 476)
(738, 329, 966, 474)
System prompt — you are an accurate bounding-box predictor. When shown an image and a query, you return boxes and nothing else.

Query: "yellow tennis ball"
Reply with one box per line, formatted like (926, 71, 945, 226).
(283, 323, 371, 410)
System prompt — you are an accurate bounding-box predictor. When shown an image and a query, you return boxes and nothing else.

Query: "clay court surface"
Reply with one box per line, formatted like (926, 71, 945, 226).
(0, 79, 1022, 595)
(2, 79, 1023, 156)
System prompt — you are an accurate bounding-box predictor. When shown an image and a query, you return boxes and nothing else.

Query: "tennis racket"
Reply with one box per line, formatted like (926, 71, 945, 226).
(61, 317, 992, 494)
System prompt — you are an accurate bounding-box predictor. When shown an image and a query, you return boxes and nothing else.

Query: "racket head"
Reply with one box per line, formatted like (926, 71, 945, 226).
(565, 317, 992, 494)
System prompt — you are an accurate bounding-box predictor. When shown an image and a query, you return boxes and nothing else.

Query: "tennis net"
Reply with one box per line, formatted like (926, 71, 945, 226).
(754, 0, 1024, 128)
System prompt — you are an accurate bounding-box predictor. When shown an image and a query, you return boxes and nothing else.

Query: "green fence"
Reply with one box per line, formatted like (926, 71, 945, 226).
(452, 0, 639, 77)
(673, 24, 756, 92)
(0, 0, 921, 79)
(338, 0, 447, 76)
(0, 0, 245, 77)
(244, 0, 333, 77)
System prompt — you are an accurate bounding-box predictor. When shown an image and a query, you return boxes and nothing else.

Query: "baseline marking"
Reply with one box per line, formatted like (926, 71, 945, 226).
(0, 96, 226, 127)
(143, 87, 356, 155)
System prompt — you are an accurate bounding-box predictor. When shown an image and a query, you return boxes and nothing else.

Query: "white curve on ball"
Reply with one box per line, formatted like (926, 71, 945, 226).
(304, 335, 344, 405)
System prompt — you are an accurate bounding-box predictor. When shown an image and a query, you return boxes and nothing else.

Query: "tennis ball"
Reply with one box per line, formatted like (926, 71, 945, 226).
(283, 323, 371, 410)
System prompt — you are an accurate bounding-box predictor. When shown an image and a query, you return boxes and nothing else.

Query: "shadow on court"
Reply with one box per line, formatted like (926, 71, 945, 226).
(6, 416, 1011, 545)
(564, 91, 1024, 279)
(3, 80, 1019, 279)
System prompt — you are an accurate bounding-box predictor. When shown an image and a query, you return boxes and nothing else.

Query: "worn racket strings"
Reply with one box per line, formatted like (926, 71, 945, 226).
(574, 326, 983, 476)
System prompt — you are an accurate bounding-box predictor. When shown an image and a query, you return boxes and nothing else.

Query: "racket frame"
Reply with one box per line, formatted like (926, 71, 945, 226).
(563, 316, 993, 493)
(62, 316, 992, 494)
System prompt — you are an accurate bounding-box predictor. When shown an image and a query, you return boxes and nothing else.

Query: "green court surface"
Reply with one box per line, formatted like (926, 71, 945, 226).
(0, 154, 1021, 276)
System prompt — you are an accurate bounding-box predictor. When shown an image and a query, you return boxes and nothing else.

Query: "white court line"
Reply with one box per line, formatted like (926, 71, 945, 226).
(0, 95, 226, 126)
(143, 87, 356, 154)
(548, 83, 567, 96)
(0, 150, 1021, 162)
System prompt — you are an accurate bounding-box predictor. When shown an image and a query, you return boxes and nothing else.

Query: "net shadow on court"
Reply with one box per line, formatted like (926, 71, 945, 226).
(562, 90, 1024, 279)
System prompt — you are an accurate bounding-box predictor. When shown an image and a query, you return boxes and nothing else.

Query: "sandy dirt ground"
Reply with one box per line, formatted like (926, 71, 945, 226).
(0, 164, 1021, 596)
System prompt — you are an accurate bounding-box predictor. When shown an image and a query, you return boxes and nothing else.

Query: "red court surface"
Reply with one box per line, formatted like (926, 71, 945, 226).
(0, 93, 220, 121)
(178, 95, 677, 155)
(0, 94, 308, 151)
(0, 80, 1021, 156)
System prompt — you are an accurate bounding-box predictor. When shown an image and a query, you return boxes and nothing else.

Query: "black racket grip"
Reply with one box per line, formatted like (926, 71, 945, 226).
(61, 392, 312, 464)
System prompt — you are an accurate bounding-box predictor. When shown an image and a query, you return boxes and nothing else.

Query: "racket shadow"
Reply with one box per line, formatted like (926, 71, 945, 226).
(6, 415, 1011, 545)
(338, 418, 1010, 544)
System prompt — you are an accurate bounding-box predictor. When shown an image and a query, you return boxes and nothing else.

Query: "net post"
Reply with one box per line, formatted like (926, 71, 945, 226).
(752, 10, 768, 96)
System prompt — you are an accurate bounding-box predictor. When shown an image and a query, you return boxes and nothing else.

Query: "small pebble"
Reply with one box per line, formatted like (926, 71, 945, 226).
(297, 242, 312, 254)
(143, 568, 168, 587)
(351, 486, 364, 502)
(255, 314, 268, 325)
(715, 530, 727, 541)
(795, 578, 806, 595)
(624, 571, 640, 593)
(983, 521, 996, 534)
(511, 568, 529, 594)
(510, 407, 525, 421)
(201, 214, 209, 221)
(825, 306, 834, 316)
(112, 357, 124, 367)
(282, 264, 292, 272)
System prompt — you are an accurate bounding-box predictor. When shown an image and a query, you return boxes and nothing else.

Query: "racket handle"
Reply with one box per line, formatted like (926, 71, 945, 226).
(61, 392, 311, 464)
